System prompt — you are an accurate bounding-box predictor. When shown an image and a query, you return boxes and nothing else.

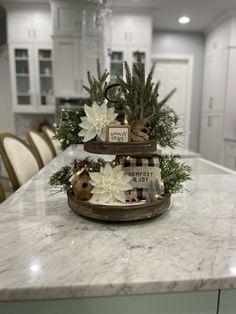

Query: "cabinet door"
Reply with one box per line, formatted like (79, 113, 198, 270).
(34, 46, 54, 112)
(201, 57, 214, 113)
(200, 114, 224, 164)
(111, 14, 152, 48)
(212, 51, 228, 112)
(53, 38, 79, 97)
(8, 13, 32, 43)
(130, 47, 150, 74)
(224, 49, 236, 139)
(224, 140, 236, 170)
(219, 289, 236, 314)
(202, 51, 227, 113)
(109, 49, 126, 83)
(32, 12, 52, 43)
(52, 2, 80, 37)
(111, 15, 128, 46)
(10, 45, 36, 112)
(127, 15, 152, 47)
(82, 38, 105, 95)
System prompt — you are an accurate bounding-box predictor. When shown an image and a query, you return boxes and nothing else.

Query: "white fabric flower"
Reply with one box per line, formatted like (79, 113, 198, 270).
(89, 163, 133, 204)
(78, 102, 119, 142)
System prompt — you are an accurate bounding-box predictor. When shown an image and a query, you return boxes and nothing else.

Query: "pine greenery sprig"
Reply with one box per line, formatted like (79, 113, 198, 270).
(117, 53, 178, 148)
(83, 59, 109, 106)
(49, 157, 100, 188)
(55, 109, 84, 150)
(159, 155, 191, 194)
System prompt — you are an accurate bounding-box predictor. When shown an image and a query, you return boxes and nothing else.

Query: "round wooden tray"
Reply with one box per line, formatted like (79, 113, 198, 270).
(84, 140, 159, 155)
(67, 190, 171, 222)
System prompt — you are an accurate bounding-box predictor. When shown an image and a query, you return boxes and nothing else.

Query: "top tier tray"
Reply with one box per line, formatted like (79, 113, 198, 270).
(84, 140, 161, 155)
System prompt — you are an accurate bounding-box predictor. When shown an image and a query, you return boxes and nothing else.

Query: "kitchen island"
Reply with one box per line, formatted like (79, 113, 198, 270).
(1, 145, 236, 313)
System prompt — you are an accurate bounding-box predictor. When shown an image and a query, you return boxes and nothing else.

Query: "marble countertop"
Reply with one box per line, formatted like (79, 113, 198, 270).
(0, 145, 236, 301)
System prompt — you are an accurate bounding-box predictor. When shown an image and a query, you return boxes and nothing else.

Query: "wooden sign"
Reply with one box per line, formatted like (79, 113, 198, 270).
(107, 125, 131, 143)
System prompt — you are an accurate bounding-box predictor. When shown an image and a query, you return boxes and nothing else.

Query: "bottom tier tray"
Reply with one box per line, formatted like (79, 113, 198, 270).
(67, 190, 171, 222)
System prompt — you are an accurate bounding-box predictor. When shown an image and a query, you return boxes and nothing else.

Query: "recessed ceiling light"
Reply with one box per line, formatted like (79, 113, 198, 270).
(178, 16, 190, 24)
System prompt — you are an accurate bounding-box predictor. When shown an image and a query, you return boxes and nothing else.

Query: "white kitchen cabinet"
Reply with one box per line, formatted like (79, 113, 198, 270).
(202, 51, 228, 113)
(224, 48, 236, 139)
(200, 16, 236, 165)
(111, 14, 151, 47)
(9, 44, 54, 113)
(52, 0, 104, 38)
(82, 37, 105, 85)
(205, 19, 230, 58)
(200, 113, 224, 164)
(109, 46, 150, 82)
(224, 139, 236, 170)
(52, 1, 81, 37)
(53, 38, 80, 97)
(53, 36, 105, 97)
(108, 12, 152, 82)
(7, 4, 51, 44)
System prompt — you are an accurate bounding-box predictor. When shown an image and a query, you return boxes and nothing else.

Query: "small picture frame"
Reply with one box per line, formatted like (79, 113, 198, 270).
(106, 125, 131, 143)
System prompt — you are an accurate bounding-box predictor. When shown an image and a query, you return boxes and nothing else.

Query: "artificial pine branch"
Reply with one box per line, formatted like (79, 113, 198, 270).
(83, 59, 109, 106)
(159, 155, 191, 194)
(54, 109, 84, 150)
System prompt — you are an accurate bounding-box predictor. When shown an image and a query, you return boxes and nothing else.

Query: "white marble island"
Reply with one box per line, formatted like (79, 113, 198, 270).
(1, 146, 236, 313)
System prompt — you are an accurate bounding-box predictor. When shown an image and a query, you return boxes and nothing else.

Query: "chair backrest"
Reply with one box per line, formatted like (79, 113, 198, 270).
(0, 133, 40, 191)
(42, 126, 61, 156)
(27, 129, 54, 169)
(0, 180, 6, 203)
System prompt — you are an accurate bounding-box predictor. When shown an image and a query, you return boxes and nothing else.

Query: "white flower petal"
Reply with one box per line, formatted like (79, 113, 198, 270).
(103, 163, 113, 176)
(91, 186, 106, 194)
(79, 121, 92, 129)
(114, 191, 126, 203)
(84, 104, 95, 120)
(83, 130, 96, 142)
(89, 172, 102, 184)
(99, 129, 107, 142)
(119, 182, 133, 191)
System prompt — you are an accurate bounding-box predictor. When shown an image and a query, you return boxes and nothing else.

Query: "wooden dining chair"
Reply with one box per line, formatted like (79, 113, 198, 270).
(26, 129, 54, 169)
(0, 180, 6, 203)
(0, 133, 40, 191)
(42, 126, 61, 156)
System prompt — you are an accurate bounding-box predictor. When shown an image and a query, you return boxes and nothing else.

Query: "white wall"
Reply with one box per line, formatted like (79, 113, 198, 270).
(152, 31, 205, 152)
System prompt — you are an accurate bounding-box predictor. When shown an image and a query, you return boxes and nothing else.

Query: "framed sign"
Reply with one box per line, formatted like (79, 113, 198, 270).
(107, 125, 131, 143)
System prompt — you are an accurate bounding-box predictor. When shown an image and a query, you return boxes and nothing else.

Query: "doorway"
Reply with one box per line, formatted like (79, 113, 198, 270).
(151, 54, 193, 148)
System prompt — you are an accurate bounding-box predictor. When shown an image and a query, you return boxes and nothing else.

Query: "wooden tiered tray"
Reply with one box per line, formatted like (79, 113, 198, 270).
(84, 140, 160, 155)
(67, 190, 171, 222)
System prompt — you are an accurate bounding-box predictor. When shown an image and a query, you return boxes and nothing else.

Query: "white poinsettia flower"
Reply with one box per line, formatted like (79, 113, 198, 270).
(78, 102, 120, 142)
(89, 163, 133, 204)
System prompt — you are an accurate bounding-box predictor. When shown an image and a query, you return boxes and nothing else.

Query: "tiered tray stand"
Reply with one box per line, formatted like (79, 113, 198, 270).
(67, 140, 171, 222)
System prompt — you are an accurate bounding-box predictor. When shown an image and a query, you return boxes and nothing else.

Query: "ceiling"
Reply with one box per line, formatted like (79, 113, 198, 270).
(112, 0, 236, 32)
(2, 0, 236, 32)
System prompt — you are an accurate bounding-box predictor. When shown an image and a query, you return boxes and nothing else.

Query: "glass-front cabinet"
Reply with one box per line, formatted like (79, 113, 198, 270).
(15, 48, 31, 106)
(109, 48, 149, 82)
(10, 44, 54, 113)
(110, 51, 124, 83)
(37, 49, 54, 108)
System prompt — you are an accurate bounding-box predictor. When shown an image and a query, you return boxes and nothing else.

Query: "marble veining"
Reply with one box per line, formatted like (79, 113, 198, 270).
(0, 145, 236, 301)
